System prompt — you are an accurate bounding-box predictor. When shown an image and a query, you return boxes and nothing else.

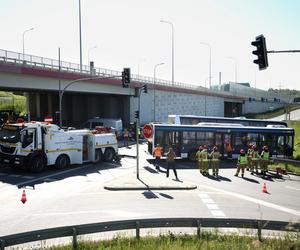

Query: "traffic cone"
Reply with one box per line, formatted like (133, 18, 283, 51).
(21, 190, 27, 204)
(262, 183, 268, 193)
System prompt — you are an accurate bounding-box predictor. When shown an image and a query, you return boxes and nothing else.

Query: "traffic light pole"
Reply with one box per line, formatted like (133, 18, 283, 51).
(136, 88, 143, 179)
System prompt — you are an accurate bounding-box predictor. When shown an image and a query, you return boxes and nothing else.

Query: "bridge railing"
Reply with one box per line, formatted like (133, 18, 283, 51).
(0, 48, 230, 95)
(0, 218, 299, 249)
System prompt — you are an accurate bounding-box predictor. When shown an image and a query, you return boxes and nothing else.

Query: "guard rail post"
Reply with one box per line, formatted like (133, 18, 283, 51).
(0, 239, 4, 250)
(136, 221, 140, 239)
(72, 227, 78, 249)
(197, 219, 201, 238)
(257, 220, 262, 242)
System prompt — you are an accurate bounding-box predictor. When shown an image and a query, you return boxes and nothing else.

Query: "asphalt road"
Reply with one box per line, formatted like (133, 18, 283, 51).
(0, 143, 299, 239)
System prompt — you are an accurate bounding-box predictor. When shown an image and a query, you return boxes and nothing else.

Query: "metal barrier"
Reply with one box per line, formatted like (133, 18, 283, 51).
(0, 218, 299, 249)
(0, 48, 235, 97)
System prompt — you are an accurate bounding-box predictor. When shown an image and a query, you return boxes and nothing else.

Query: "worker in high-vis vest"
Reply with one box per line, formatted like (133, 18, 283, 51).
(235, 149, 247, 178)
(200, 145, 209, 175)
(260, 145, 270, 176)
(250, 145, 259, 174)
(210, 146, 220, 176)
(195, 146, 203, 173)
(247, 144, 253, 171)
(153, 143, 162, 171)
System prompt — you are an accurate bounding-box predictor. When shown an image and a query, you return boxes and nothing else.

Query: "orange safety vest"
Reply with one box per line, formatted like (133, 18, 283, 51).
(154, 147, 162, 157)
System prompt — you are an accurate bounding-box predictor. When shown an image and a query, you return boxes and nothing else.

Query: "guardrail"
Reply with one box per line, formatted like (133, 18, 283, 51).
(271, 157, 300, 167)
(0, 218, 299, 249)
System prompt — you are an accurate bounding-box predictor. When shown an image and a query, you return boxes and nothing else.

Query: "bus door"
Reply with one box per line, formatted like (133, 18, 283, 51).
(163, 131, 181, 156)
(215, 133, 223, 156)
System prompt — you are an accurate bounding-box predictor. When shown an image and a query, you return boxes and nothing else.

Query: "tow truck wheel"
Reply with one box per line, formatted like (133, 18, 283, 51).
(94, 149, 102, 163)
(30, 156, 46, 173)
(103, 148, 115, 162)
(55, 154, 70, 169)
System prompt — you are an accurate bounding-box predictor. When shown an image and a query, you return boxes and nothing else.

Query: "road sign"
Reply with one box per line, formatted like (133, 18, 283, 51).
(44, 116, 53, 123)
(143, 124, 153, 139)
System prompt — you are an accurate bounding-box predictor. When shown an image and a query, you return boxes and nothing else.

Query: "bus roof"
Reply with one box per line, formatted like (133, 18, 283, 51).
(153, 123, 294, 134)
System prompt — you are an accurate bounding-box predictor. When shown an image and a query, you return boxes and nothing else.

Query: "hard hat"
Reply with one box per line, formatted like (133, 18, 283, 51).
(240, 149, 245, 154)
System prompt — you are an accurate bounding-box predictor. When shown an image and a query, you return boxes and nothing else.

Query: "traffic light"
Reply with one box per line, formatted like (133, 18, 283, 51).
(134, 110, 139, 119)
(142, 84, 148, 93)
(251, 35, 268, 70)
(122, 68, 131, 88)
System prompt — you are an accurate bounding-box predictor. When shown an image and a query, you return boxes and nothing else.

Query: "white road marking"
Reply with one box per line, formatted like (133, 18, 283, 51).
(206, 204, 219, 210)
(201, 198, 215, 204)
(198, 184, 300, 217)
(198, 193, 209, 198)
(285, 186, 300, 191)
(210, 210, 226, 217)
(16, 165, 92, 187)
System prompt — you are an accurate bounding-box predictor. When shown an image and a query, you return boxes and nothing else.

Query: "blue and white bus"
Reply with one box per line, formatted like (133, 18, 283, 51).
(167, 114, 288, 127)
(146, 122, 294, 160)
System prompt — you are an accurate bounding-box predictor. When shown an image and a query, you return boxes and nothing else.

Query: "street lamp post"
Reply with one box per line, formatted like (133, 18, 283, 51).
(200, 42, 212, 89)
(153, 62, 164, 121)
(78, 0, 83, 72)
(88, 45, 97, 65)
(22, 27, 34, 60)
(227, 57, 237, 83)
(160, 20, 174, 86)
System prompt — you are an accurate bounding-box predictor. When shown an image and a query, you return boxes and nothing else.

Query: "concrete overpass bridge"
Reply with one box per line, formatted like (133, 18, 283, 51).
(0, 48, 281, 127)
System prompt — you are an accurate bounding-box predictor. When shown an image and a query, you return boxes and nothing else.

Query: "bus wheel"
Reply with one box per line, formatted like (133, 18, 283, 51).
(30, 156, 46, 173)
(188, 151, 197, 162)
(94, 149, 102, 163)
(55, 154, 70, 169)
(103, 148, 115, 162)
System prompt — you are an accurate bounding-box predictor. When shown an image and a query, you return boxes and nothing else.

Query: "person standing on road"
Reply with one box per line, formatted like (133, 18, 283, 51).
(235, 149, 247, 178)
(247, 144, 253, 171)
(210, 146, 220, 176)
(260, 145, 270, 176)
(195, 146, 203, 174)
(251, 145, 259, 174)
(153, 143, 162, 171)
(123, 128, 129, 147)
(166, 147, 178, 180)
(200, 145, 209, 175)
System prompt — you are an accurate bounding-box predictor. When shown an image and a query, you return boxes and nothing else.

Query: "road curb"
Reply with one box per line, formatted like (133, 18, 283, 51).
(103, 185, 197, 191)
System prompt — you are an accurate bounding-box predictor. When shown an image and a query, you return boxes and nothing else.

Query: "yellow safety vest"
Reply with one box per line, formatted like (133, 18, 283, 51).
(239, 155, 247, 165)
(261, 151, 270, 160)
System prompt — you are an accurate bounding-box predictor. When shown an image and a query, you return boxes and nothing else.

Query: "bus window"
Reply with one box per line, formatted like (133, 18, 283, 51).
(247, 133, 258, 146)
(234, 133, 248, 147)
(260, 133, 275, 148)
(196, 132, 214, 147)
(182, 131, 196, 145)
(154, 130, 164, 145)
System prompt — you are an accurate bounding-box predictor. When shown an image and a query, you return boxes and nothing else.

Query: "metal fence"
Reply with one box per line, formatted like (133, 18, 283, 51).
(0, 48, 233, 96)
(0, 218, 299, 249)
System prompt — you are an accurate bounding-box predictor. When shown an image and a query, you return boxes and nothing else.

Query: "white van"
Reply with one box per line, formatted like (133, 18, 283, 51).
(81, 118, 123, 137)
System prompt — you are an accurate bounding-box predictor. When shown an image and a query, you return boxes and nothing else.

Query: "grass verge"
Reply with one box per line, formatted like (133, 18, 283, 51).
(47, 232, 300, 250)
(245, 105, 300, 119)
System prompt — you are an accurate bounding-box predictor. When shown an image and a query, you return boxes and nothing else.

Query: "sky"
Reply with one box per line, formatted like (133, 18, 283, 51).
(1, 0, 300, 90)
